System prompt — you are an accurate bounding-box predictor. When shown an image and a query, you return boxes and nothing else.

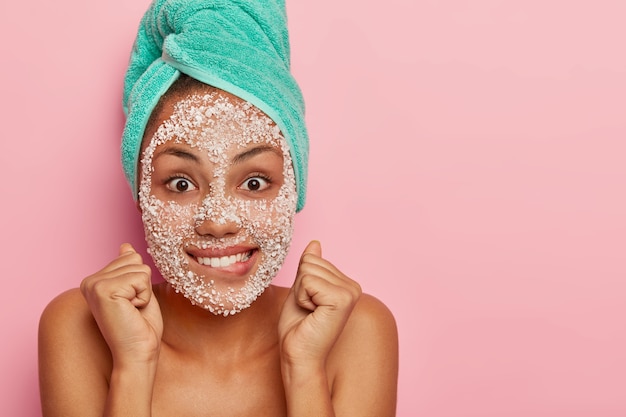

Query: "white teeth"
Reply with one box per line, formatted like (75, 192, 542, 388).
(197, 251, 251, 268)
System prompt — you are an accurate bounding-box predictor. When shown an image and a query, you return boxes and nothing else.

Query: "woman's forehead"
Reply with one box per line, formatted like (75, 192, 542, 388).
(151, 140, 284, 166)
(148, 91, 285, 153)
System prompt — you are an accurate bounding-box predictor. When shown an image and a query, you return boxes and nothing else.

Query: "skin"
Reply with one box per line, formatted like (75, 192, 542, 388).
(38, 86, 399, 417)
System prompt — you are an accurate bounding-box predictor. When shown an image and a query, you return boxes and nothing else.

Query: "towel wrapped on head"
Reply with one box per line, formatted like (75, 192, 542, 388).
(122, 0, 309, 211)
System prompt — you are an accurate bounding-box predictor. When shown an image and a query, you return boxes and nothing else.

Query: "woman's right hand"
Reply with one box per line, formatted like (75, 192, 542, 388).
(80, 243, 163, 368)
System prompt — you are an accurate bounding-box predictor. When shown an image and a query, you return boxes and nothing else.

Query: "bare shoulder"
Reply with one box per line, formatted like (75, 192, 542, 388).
(39, 287, 112, 367)
(39, 288, 111, 417)
(333, 292, 398, 358)
(327, 293, 399, 416)
(41, 287, 88, 319)
(39, 288, 104, 347)
(350, 293, 398, 335)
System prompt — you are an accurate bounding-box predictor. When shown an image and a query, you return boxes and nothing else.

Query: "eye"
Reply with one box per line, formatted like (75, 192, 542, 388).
(166, 177, 197, 193)
(240, 176, 270, 192)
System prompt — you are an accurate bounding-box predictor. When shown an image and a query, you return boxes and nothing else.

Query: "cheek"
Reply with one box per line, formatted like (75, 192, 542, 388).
(244, 191, 296, 242)
(141, 196, 197, 238)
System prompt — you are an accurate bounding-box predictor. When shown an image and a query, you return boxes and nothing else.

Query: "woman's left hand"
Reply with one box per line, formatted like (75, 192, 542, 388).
(278, 240, 362, 369)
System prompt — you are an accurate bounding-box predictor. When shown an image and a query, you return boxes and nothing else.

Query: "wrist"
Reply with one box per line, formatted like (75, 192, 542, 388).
(281, 359, 327, 386)
(112, 343, 160, 368)
(112, 350, 160, 377)
(106, 364, 157, 417)
(111, 359, 158, 382)
(281, 362, 335, 417)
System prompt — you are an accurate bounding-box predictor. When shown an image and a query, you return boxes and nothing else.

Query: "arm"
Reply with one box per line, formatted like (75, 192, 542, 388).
(278, 241, 398, 417)
(281, 295, 398, 417)
(327, 294, 399, 417)
(39, 289, 111, 417)
(39, 244, 162, 417)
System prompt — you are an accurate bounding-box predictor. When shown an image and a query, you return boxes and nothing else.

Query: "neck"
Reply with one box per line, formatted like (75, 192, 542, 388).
(154, 282, 285, 360)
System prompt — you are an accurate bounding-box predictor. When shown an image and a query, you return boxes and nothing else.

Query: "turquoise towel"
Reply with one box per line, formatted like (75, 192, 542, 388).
(122, 0, 309, 211)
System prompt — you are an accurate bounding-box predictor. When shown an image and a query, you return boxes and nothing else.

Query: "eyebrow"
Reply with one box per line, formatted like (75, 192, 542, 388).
(231, 145, 282, 165)
(153, 146, 200, 162)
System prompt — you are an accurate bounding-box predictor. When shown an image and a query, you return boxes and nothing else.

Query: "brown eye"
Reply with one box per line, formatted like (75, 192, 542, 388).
(240, 177, 269, 192)
(247, 179, 260, 190)
(166, 178, 197, 193)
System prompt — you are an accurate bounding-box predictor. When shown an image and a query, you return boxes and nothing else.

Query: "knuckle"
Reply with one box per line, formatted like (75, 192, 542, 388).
(79, 278, 89, 295)
(341, 273, 362, 298)
(119, 264, 150, 281)
(299, 273, 316, 287)
(80, 274, 99, 295)
(297, 265, 313, 277)
(300, 253, 317, 264)
(336, 283, 361, 307)
(124, 252, 143, 264)
(335, 287, 355, 305)
(138, 264, 152, 280)
(90, 278, 110, 296)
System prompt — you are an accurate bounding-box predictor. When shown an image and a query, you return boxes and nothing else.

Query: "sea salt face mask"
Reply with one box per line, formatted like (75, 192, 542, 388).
(138, 91, 298, 316)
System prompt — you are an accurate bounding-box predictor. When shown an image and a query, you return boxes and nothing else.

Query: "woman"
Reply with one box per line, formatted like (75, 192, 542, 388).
(39, 1, 398, 416)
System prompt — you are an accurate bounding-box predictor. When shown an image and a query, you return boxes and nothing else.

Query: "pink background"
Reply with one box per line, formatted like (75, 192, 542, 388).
(1, 0, 625, 415)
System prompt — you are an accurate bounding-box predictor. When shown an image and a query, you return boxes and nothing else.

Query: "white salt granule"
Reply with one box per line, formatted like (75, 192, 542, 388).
(138, 92, 298, 316)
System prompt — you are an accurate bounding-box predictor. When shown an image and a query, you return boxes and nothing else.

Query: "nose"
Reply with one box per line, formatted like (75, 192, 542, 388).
(194, 195, 241, 238)
(195, 217, 239, 238)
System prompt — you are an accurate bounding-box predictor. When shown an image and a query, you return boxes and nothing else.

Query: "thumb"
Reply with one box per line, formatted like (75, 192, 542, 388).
(301, 240, 322, 258)
(119, 242, 136, 256)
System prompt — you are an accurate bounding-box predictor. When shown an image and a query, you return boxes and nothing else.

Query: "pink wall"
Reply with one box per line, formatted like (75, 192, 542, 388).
(1, 0, 625, 415)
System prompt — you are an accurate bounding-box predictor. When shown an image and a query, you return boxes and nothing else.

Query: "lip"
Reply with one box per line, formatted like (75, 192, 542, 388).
(186, 245, 259, 276)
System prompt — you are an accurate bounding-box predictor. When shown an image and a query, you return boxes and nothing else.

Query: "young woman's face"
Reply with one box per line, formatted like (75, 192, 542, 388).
(138, 90, 297, 316)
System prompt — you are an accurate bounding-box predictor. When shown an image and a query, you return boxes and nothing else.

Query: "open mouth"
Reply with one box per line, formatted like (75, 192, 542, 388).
(195, 249, 255, 268)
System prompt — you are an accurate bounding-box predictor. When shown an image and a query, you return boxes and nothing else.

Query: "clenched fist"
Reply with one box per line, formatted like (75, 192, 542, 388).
(80, 243, 163, 367)
(278, 240, 362, 369)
